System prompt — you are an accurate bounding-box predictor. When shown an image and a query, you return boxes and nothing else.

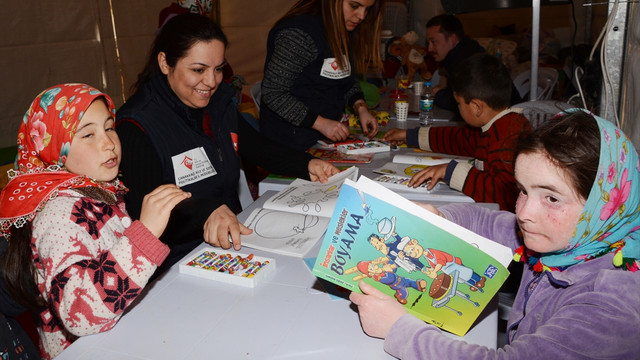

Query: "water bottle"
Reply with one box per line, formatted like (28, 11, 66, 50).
(419, 81, 434, 126)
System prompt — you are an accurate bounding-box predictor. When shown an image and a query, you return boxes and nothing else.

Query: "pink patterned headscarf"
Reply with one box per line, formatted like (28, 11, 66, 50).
(0, 83, 125, 235)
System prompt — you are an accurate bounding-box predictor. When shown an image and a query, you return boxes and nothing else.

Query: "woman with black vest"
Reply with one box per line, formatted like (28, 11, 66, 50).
(116, 13, 339, 272)
(259, 0, 383, 151)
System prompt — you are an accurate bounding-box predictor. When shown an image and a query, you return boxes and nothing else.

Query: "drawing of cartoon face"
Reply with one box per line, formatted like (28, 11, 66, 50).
(402, 240, 425, 258)
(369, 234, 389, 255)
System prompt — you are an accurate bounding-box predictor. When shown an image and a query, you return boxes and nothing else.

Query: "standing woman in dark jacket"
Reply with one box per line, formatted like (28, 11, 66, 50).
(116, 13, 338, 270)
(259, 0, 383, 151)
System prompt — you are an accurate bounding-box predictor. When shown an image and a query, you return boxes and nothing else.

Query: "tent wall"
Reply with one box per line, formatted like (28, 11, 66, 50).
(0, 0, 168, 151)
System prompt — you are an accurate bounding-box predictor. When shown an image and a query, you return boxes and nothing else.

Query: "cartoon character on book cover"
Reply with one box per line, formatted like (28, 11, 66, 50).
(312, 183, 508, 335)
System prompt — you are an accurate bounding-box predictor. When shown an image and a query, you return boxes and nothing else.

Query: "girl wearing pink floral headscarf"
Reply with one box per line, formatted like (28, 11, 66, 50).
(0, 84, 190, 359)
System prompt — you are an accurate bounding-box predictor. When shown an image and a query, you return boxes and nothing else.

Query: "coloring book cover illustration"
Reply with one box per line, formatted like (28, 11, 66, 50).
(312, 177, 511, 336)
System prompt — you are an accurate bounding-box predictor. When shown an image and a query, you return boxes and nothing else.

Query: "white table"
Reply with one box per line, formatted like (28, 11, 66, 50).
(260, 115, 475, 203)
(56, 194, 498, 360)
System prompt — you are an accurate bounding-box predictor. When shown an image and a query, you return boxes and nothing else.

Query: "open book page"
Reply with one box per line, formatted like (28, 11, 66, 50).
(261, 166, 358, 218)
(241, 208, 331, 257)
(393, 153, 473, 166)
(312, 176, 512, 336)
(240, 167, 359, 257)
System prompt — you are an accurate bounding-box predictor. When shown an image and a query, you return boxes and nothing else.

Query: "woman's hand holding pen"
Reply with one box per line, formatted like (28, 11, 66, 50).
(313, 116, 350, 142)
(203, 205, 252, 250)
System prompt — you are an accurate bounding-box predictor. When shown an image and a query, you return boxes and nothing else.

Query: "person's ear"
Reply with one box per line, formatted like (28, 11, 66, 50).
(470, 98, 483, 118)
(158, 52, 170, 75)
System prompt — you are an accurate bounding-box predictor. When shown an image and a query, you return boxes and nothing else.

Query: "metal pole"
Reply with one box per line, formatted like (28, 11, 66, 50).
(531, 0, 541, 100)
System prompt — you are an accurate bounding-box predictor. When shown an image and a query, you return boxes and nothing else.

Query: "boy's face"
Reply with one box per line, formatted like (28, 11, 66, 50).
(65, 99, 121, 182)
(453, 92, 482, 127)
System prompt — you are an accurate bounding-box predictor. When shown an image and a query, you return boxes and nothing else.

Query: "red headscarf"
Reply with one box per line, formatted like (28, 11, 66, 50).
(0, 84, 126, 235)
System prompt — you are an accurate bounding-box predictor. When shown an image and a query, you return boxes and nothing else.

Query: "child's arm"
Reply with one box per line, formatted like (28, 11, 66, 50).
(32, 194, 172, 337)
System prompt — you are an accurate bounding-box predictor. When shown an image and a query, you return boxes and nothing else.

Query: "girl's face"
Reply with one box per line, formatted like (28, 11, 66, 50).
(159, 39, 226, 109)
(65, 99, 121, 182)
(514, 151, 586, 254)
(343, 0, 375, 31)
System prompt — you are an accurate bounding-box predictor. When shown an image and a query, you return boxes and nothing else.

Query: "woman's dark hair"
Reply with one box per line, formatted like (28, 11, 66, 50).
(515, 111, 600, 200)
(449, 53, 512, 110)
(1, 226, 44, 312)
(130, 13, 228, 95)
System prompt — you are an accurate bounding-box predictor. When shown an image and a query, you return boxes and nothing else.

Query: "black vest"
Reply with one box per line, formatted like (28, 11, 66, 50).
(116, 71, 242, 212)
(260, 14, 356, 150)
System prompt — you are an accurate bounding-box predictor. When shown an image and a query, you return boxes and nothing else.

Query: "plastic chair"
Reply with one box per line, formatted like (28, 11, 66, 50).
(512, 68, 559, 101)
(250, 81, 261, 112)
(512, 100, 574, 128)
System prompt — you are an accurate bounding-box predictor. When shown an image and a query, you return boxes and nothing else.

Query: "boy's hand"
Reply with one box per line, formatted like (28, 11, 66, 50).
(382, 128, 407, 145)
(408, 163, 448, 190)
(139, 184, 191, 238)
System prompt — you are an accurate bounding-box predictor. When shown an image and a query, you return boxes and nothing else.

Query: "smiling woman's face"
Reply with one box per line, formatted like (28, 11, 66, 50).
(514, 151, 586, 254)
(159, 39, 226, 109)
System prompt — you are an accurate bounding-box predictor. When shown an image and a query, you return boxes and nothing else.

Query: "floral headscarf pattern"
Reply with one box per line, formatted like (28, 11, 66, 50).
(177, 0, 213, 14)
(515, 109, 640, 272)
(0, 84, 126, 235)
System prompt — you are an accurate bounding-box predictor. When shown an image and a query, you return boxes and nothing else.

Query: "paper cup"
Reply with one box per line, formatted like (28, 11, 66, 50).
(412, 81, 424, 94)
(395, 101, 409, 122)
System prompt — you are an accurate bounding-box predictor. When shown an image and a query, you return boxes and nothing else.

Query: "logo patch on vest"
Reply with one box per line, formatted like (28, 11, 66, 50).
(320, 57, 351, 79)
(171, 147, 217, 187)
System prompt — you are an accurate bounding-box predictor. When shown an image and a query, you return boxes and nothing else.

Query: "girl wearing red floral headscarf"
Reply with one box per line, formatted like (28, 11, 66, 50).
(0, 84, 190, 359)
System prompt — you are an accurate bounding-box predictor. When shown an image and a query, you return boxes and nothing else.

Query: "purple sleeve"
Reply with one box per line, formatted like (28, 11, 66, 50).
(437, 203, 521, 250)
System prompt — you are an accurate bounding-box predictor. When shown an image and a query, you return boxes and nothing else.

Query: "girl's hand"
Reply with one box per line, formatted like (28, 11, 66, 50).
(413, 202, 444, 217)
(349, 281, 407, 339)
(308, 159, 340, 183)
(139, 184, 191, 238)
(203, 205, 252, 250)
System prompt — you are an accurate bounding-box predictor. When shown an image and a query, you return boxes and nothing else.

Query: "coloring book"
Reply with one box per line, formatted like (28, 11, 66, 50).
(392, 152, 473, 166)
(312, 176, 512, 336)
(240, 167, 359, 257)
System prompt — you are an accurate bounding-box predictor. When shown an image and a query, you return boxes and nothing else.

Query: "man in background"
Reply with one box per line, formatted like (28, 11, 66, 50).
(426, 14, 522, 111)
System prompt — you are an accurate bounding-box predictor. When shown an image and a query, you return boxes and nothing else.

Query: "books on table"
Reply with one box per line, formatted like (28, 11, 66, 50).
(307, 148, 374, 164)
(392, 153, 473, 166)
(311, 176, 512, 336)
(240, 167, 358, 258)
